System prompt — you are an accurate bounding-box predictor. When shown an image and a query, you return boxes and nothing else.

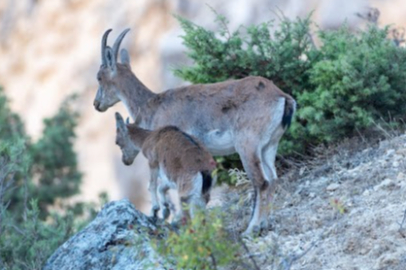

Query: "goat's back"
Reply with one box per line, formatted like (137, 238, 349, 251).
(142, 126, 215, 178)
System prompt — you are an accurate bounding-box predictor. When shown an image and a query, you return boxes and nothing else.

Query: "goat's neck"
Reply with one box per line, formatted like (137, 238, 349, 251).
(128, 125, 151, 149)
(117, 72, 156, 120)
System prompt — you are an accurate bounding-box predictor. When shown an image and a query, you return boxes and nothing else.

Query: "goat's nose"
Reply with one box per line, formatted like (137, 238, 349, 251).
(93, 100, 100, 109)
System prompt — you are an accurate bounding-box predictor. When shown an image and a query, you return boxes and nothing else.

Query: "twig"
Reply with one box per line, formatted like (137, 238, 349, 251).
(11, 224, 25, 235)
(269, 5, 289, 23)
(398, 209, 406, 231)
(372, 119, 391, 139)
(239, 238, 260, 270)
(209, 253, 218, 270)
(205, 4, 231, 40)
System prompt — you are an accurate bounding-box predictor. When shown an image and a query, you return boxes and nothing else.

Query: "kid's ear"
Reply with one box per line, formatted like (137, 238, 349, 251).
(115, 112, 127, 132)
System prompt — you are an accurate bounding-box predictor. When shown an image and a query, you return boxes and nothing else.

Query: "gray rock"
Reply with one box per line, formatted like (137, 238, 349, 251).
(44, 199, 167, 270)
(326, 182, 340, 191)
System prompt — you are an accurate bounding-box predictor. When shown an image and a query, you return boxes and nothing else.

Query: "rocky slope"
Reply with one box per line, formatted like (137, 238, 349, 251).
(228, 133, 406, 269)
(46, 132, 406, 269)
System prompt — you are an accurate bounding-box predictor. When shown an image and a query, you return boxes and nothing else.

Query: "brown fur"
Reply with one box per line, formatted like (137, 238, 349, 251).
(115, 112, 216, 221)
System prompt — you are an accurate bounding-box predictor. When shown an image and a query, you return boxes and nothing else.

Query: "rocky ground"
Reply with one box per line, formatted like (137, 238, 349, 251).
(46, 132, 406, 270)
(215, 132, 406, 270)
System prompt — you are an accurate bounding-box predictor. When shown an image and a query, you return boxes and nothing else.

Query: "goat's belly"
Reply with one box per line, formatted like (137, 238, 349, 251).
(204, 130, 235, 156)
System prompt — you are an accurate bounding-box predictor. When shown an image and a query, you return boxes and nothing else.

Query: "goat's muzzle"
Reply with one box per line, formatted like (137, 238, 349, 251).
(122, 157, 134, 166)
(94, 100, 104, 112)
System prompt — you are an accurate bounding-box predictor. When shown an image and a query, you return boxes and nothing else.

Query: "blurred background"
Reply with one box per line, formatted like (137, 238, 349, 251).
(1, 0, 405, 212)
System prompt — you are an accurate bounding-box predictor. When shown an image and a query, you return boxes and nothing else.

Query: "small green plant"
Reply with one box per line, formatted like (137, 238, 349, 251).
(154, 208, 238, 269)
(330, 198, 347, 214)
(213, 154, 242, 185)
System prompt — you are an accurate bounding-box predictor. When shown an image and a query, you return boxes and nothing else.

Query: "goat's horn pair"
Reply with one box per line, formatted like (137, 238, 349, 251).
(101, 28, 131, 66)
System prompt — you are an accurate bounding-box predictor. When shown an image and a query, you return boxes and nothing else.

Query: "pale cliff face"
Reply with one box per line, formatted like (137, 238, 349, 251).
(0, 0, 404, 210)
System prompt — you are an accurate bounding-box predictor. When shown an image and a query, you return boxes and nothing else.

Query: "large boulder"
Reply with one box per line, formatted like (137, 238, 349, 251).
(44, 199, 167, 270)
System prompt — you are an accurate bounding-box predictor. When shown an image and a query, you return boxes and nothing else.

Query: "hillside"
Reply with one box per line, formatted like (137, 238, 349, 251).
(218, 132, 406, 269)
(45, 132, 406, 269)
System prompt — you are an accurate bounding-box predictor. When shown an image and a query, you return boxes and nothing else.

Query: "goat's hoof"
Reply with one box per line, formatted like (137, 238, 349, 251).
(148, 215, 158, 224)
(150, 206, 160, 218)
(259, 220, 271, 235)
(162, 207, 170, 220)
(242, 225, 261, 238)
(253, 225, 261, 236)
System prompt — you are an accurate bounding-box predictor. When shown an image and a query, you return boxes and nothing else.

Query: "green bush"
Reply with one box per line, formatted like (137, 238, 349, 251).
(299, 25, 406, 142)
(0, 90, 82, 219)
(0, 199, 76, 270)
(0, 87, 96, 269)
(175, 13, 315, 95)
(174, 13, 406, 182)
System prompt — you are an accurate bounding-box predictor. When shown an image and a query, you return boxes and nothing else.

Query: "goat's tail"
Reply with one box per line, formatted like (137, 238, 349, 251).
(201, 170, 213, 195)
(281, 97, 296, 129)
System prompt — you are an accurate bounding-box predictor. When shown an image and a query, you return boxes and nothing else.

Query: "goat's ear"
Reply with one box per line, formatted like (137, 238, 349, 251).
(105, 46, 114, 67)
(126, 117, 130, 125)
(115, 112, 126, 131)
(120, 49, 131, 69)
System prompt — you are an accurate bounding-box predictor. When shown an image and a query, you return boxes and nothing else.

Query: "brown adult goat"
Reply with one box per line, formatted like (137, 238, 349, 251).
(94, 29, 296, 235)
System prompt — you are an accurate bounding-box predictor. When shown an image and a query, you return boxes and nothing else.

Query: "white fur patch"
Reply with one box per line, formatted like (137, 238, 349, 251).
(205, 129, 235, 155)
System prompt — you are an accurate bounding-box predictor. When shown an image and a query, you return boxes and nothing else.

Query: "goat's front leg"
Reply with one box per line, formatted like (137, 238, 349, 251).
(148, 165, 160, 219)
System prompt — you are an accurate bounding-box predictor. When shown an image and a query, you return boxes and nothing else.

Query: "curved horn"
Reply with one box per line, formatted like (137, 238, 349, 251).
(101, 29, 112, 66)
(112, 28, 130, 66)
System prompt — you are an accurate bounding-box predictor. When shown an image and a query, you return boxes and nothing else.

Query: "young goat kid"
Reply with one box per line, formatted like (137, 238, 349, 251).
(114, 112, 216, 222)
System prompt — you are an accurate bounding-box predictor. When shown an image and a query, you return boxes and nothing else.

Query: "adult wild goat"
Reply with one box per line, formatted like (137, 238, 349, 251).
(114, 112, 216, 221)
(94, 29, 296, 235)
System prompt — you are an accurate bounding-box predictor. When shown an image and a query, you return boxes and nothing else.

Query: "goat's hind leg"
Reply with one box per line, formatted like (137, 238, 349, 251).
(258, 143, 278, 231)
(236, 141, 268, 236)
(187, 172, 206, 219)
(157, 169, 175, 220)
(259, 126, 285, 231)
(157, 183, 171, 220)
